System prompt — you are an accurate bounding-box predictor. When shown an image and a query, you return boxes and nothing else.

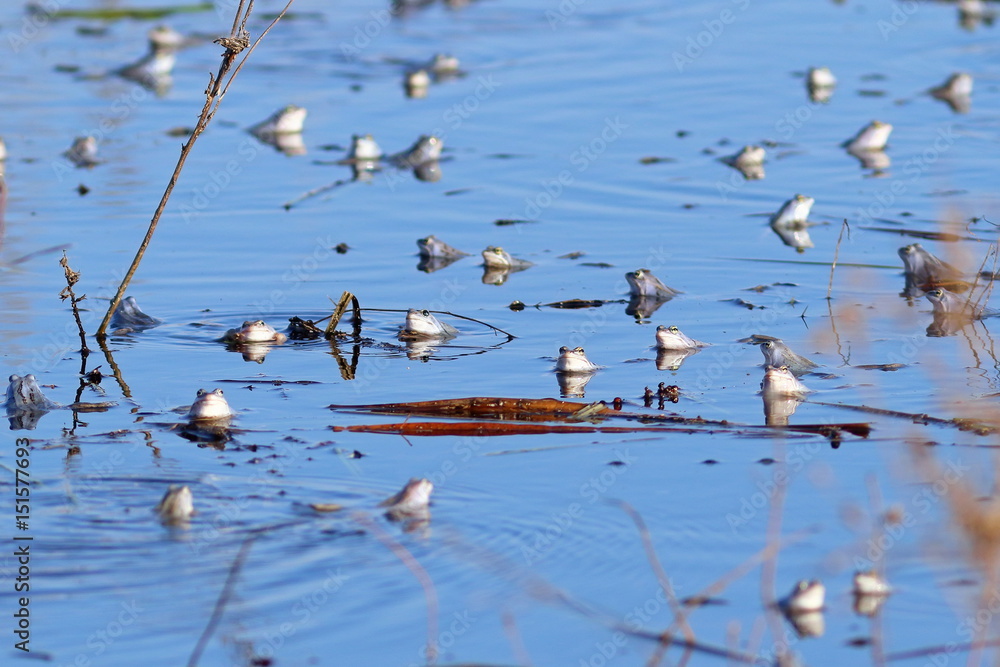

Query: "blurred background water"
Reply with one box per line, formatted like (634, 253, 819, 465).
(2, 0, 1000, 665)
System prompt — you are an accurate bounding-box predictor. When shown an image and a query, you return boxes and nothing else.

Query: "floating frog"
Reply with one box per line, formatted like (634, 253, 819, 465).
(760, 365, 811, 398)
(721, 145, 765, 180)
(843, 120, 892, 152)
(220, 320, 288, 344)
(625, 269, 679, 299)
(899, 243, 963, 295)
(64, 136, 98, 167)
(780, 580, 825, 613)
(418, 235, 468, 259)
(186, 388, 233, 421)
(380, 478, 433, 521)
(5, 374, 59, 412)
(756, 338, 819, 376)
(249, 105, 307, 135)
(110, 296, 162, 331)
(481, 246, 533, 270)
(392, 135, 443, 168)
(930, 72, 972, 113)
(400, 309, 458, 338)
(555, 346, 599, 373)
(155, 485, 194, 524)
(924, 287, 991, 319)
(806, 66, 836, 103)
(348, 133, 382, 161)
(655, 325, 709, 351)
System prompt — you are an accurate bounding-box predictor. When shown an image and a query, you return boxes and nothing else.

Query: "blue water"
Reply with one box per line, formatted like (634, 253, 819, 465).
(2, 0, 1000, 664)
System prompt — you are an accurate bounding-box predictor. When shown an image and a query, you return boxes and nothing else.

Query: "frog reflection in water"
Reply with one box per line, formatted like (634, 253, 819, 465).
(110, 296, 162, 332)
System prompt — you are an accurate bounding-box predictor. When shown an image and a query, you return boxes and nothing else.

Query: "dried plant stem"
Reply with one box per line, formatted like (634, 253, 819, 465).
(186, 534, 256, 667)
(826, 219, 850, 300)
(96, 0, 295, 338)
(59, 253, 89, 355)
(611, 499, 696, 645)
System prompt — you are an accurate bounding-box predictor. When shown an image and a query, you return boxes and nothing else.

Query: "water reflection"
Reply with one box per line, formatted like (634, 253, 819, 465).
(556, 371, 593, 398)
(655, 347, 701, 371)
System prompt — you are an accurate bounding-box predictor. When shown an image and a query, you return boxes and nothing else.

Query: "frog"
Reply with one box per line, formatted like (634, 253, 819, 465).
(655, 325, 709, 351)
(853, 570, 891, 597)
(64, 136, 98, 167)
(482, 246, 533, 270)
(392, 135, 443, 168)
(757, 338, 819, 376)
(924, 287, 989, 319)
(5, 374, 59, 412)
(186, 388, 234, 421)
(220, 320, 288, 344)
(249, 105, 307, 136)
(625, 268, 679, 299)
(110, 296, 162, 331)
(806, 66, 836, 103)
(770, 194, 814, 227)
(721, 144, 766, 180)
(555, 346, 599, 373)
(780, 580, 825, 614)
(418, 235, 468, 259)
(843, 120, 892, 152)
(899, 243, 963, 294)
(379, 478, 433, 520)
(155, 485, 194, 524)
(348, 133, 382, 161)
(400, 309, 458, 338)
(760, 365, 811, 397)
(404, 68, 431, 98)
(426, 53, 460, 76)
(930, 72, 972, 113)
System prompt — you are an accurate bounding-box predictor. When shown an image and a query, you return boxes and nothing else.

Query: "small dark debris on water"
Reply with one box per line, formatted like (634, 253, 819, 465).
(857, 89, 887, 97)
(701, 459, 719, 465)
(682, 203, 697, 209)
(846, 637, 872, 648)
(77, 184, 90, 196)
(84, 367, 103, 384)
(55, 63, 82, 72)
(580, 262, 614, 268)
(608, 459, 626, 466)
(508, 300, 525, 311)
(855, 363, 906, 371)
(612, 397, 623, 411)
(544, 299, 609, 309)
(494, 219, 535, 226)
(658, 383, 680, 404)
(638, 156, 676, 165)
(745, 282, 797, 292)
(682, 595, 726, 607)
(165, 126, 194, 137)
(722, 298, 763, 310)
(334, 243, 350, 254)
(444, 188, 474, 196)
(558, 251, 586, 260)
(676, 130, 690, 138)
(758, 458, 776, 465)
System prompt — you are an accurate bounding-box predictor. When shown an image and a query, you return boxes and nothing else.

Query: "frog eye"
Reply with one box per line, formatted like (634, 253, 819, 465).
(669, 326, 679, 333)
(559, 346, 569, 353)
(493, 247, 504, 254)
(634, 270, 644, 278)
(196, 389, 206, 396)
(574, 347, 585, 354)
(214, 389, 224, 396)
(421, 309, 430, 316)
(255, 321, 265, 326)
(779, 366, 790, 372)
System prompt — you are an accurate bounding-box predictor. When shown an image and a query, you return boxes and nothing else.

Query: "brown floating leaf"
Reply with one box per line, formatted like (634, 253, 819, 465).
(309, 503, 343, 513)
(333, 421, 688, 436)
(330, 396, 611, 422)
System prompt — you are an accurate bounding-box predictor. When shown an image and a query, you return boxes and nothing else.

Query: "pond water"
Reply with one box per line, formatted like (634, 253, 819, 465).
(3, 0, 1000, 664)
